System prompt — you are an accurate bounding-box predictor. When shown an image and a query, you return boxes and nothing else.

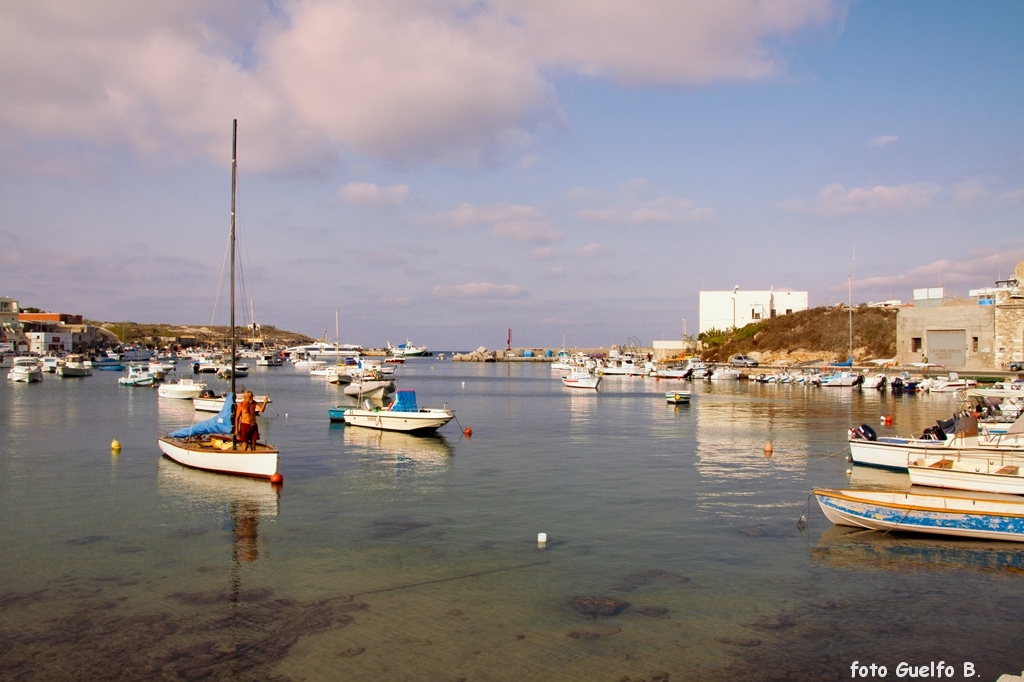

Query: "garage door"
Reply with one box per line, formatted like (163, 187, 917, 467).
(926, 330, 966, 368)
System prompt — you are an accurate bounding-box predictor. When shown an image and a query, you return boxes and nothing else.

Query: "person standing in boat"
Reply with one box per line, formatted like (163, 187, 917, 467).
(234, 391, 269, 450)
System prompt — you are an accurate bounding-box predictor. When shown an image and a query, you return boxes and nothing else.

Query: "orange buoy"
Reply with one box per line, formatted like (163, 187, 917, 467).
(463, 427, 473, 438)
(270, 473, 284, 484)
(884, 416, 893, 426)
(763, 441, 773, 457)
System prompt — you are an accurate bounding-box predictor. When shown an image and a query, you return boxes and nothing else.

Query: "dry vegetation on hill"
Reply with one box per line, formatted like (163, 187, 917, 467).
(91, 321, 314, 348)
(700, 305, 898, 365)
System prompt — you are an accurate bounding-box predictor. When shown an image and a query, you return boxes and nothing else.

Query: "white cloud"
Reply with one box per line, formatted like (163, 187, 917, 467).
(952, 180, 989, 208)
(869, 135, 898, 148)
(433, 202, 560, 243)
(0, 0, 842, 173)
(431, 282, 526, 298)
(573, 179, 716, 225)
(782, 182, 940, 217)
(338, 182, 409, 207)
(853, 252, 1024, 295)
(1000, 188, 1024, 204)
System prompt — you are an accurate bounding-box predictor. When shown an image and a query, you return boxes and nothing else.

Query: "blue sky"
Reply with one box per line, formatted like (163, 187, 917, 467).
(1, 1, 1021, 350)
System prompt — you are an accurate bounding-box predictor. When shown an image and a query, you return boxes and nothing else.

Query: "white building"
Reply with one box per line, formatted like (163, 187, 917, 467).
(25, 331, 71, 355)
(699, 288, 808, 334)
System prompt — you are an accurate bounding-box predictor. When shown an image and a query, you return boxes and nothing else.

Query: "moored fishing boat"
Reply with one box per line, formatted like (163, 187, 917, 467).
(57, 354, 92, 378)
(119, 364, 157, 386)
(813, 488, 1024, 542)
(342, 389, 454, 433)
(562, 367, 601, 390)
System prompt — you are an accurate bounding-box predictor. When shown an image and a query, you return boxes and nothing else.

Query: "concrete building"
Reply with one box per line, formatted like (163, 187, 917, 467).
(25, 331, 72, 355)
(896, 262, 1024, 370)
(698, 288, 808, 334)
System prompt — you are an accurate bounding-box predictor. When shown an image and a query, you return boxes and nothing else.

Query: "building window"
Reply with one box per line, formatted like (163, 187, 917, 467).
(785, 309, 792, 315)
(972, 337, 979, 352)
(752, 311, 761, 320)
(911, 337, 922, 352)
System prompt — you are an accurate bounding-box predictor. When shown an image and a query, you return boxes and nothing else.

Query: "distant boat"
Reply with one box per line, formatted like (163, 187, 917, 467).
(562, 367, 601, 390)
(7, 356, 43, 383)
(665, 391, 691, 404)
(158, 377, 206, 399)
(119, 364, 157, 387)
(58, 354, 92, 378)
(342, 390, 454, 434)
(387, 340, 429, 357)
(814, 488, 1024, 543)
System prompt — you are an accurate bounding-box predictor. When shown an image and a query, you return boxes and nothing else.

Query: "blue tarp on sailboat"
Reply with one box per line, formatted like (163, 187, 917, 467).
(168, 393, 234, 438)
(829, 356, 854, 367)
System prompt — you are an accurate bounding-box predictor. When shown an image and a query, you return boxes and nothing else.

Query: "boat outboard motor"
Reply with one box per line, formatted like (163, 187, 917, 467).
(853, 374, 864, 387)
(854, 424, 877, 441)
(890, 376, 904, 393)
(877, 375, 887, 391)
(682, 368, 693, 381)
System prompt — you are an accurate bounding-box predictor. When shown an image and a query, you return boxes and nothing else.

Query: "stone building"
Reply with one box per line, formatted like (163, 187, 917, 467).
(896, 262, 1024, 370)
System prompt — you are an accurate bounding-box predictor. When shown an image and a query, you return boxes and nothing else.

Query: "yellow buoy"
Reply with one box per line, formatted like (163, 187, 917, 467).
(111, 439, 121, 452)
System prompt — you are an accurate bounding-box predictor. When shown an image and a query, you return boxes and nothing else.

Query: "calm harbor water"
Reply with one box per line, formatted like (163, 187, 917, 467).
(2, 360, 1022, 681)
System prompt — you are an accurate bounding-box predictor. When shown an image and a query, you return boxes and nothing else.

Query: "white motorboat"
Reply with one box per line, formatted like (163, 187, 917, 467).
(343, 390, 454, 433)
(707, 366, 741, 381)
(562, 367, 601, 390)
(819, 370, 862, 387)
(119, 364, 157, 386)
(597, 354, 645, 376)
(908, 454, 1024, 496)
(8, 356, 43, 383)
(39, 356, 60, 373)
(57, 354, 92, 378)
(158, 377, 206, 399)
(846, 415, 1024, 471)
(344, 378, 396, 400)
(655, 358, 706, 380)
(217, 363, 250, 378)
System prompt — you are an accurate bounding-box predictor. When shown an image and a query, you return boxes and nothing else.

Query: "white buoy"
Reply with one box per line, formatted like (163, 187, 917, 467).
(846, 469, 852, 475)
(537, 532, 547, 549)
(462, 381, 465, 388)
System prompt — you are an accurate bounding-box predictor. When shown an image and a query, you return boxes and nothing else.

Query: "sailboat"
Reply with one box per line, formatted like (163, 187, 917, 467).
(157, 120, 281, 481)
(819, 252, 861, 387)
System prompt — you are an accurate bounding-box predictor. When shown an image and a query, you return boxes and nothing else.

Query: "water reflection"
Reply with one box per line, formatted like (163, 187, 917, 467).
(342, 427, 454, 479)
(812, 525, 1024, 574)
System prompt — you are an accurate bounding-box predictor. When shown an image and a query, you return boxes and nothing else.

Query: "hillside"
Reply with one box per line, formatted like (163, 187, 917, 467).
(91, 321, 315, 348)
(698, 305, 898, 365)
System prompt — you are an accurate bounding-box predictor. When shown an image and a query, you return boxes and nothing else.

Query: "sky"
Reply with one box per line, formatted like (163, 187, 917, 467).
(1, 0, 1022, 351)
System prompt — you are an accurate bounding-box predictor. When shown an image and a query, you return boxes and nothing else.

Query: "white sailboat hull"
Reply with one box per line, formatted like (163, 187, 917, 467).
(158, 435, 279, 478)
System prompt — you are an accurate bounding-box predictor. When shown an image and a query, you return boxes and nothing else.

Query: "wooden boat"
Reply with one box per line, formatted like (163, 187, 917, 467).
(813, 488, 1024, 542)
(908, 454, 1024, 496)
(342, 390, 454, 433)
(157, 120, 279, 481)
(665, 391, 691, 404)
(562, 367, 601, 390)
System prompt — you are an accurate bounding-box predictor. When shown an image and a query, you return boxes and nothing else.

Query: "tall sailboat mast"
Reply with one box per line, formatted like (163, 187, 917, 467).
(230, 120, 238, 406)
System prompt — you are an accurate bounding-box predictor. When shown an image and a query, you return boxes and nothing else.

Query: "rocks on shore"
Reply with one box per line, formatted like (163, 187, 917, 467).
(452, 346, 495, 362)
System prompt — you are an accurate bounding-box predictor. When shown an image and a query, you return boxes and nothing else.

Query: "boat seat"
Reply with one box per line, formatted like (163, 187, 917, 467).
(928, 459, 955, 469)
(995, 465, 1020, 476)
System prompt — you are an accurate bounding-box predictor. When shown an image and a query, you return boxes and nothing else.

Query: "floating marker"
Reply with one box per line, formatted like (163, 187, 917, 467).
(111, 439, 121, 452)
(537, 532, 547, 549)
(763, 441, 773, 457)
(270, 473, 284, 485)
(846, 469, 852, 476)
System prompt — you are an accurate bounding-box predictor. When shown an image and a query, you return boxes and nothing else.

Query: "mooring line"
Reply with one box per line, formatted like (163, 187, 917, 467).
(343, 559, 552, 599)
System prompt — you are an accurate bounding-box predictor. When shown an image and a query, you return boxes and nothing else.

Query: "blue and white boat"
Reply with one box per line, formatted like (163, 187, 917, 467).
(814, 488, 1024, 542)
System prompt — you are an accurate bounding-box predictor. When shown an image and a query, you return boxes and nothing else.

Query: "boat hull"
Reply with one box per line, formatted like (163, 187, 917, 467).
(158, 436, 279, 478)
(849, 436, 1024, 471)
(562, 375, 601, 389)
(908, 458, 1024, 495)
(342, 408, 454, 433)
(814, 488, 1024, 542)
(665, 391, 691, 404)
